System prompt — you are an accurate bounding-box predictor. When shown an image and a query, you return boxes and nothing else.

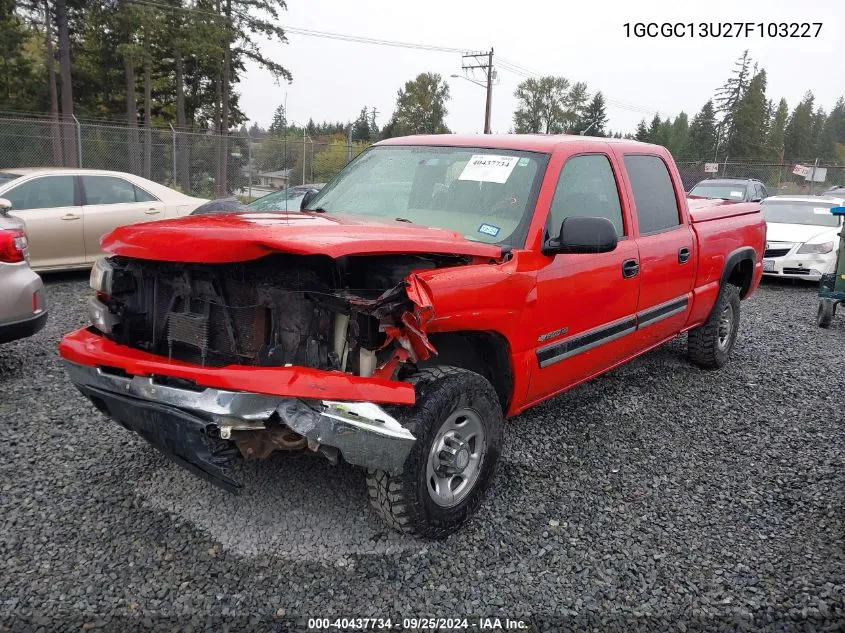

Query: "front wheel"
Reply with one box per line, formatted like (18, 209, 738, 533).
(366, 366, 503, 539)
(687, 284, 741, 369)
(817, 299, 836, 328)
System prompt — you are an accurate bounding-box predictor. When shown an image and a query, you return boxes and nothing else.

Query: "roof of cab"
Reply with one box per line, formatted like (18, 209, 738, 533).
(375, 133, 665, 154)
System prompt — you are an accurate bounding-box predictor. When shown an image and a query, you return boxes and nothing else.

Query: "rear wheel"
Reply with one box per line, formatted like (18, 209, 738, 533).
(366, 366, 503, 539)
(817, 299, 836, 328)
(687, 284, 741, 369)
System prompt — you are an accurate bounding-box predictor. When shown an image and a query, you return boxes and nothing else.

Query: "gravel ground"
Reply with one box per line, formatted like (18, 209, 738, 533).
(1, 274, 844, 632)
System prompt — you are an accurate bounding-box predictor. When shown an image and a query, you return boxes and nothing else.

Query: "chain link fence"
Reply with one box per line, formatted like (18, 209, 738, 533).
(0, 115, 367, 199)
(675, 158, 845, 196)
(2, 115, 844, 199)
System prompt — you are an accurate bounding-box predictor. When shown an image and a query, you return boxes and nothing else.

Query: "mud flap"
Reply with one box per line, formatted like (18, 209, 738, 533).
(76, 385, 242, 493)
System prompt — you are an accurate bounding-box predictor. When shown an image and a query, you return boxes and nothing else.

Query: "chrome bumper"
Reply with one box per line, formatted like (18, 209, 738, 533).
(64, 361, 416, 476)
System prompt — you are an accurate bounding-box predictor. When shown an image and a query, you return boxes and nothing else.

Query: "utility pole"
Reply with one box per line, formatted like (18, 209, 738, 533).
(810, 157, 819, 195)
(460, 48, 494, 134)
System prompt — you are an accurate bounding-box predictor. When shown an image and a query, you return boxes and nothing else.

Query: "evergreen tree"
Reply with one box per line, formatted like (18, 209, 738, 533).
(268, 103, 286, 135)
(766, 98, 789, 160)
(725, 69, 768, 158)
(669, 112, 689, 157)
(645, 114, 669, 145)
(351, 107, 372, 142)
(812, 107, 835, 160)
(784, 92, 816, 160)
(714, 50, 752, 135)
(578, 92, 608, 136)
(634, 119, 649, 142)
(685, 100, 718, 158)
(826, 97, 845, 146)
(657, 117, 673, 148)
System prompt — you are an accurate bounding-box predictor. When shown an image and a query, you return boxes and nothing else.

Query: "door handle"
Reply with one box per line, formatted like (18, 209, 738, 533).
(622, 258, 639, 278)
(144, 208, 161, 215)
(61, 213, 80, 221)
(678, 247, 691, 264)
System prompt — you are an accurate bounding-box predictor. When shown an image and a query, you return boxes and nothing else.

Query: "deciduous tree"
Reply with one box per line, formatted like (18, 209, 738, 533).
(512, 76, 570, 134)
(390, 72, 451, 135)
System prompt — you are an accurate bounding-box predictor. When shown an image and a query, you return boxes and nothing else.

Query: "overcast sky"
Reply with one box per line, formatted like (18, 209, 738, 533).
(238, 0, 842, 136)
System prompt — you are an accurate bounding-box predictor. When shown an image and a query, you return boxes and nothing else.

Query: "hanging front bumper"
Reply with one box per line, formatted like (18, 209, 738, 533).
(64, 361, 416, 493)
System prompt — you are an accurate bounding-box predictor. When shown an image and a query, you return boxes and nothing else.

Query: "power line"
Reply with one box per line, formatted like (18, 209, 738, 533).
(497, 58, 658, 116)
(127, 1, 660, 117)
(284, 26, 465, 54)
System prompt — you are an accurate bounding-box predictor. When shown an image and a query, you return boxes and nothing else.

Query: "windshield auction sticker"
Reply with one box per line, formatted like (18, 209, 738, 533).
(458, 154, 519, 184)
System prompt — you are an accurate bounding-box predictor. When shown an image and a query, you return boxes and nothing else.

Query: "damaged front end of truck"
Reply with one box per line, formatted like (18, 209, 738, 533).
(60, 251, 470, 492)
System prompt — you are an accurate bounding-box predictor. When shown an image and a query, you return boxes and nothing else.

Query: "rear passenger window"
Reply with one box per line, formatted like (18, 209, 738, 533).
(624, 155, 681, 234)
(82, 176, 138, 205)
(548, 154, 625, 237)
(134, 186, 158, 202)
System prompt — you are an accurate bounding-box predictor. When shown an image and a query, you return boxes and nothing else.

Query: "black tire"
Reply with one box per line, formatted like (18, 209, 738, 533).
(366, 366, 503, 539)
(687, 284, 741, 369)
(817, 299, 836, 328)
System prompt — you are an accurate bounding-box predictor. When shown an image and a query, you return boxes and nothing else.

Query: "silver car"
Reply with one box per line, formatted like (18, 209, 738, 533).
(0, 198, 47, 343)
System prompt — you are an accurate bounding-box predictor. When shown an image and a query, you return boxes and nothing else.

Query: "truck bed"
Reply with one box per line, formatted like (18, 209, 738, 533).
(687, 197, 762, 223)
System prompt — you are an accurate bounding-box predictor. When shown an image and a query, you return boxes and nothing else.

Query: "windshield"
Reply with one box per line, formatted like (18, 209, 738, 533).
(690, 182, 747, 200)
(248, 186, 321, 212)
(304, 145, 548, 246)
(762, 201, 841, 227)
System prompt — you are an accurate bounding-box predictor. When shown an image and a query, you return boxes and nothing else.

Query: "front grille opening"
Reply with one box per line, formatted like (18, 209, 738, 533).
(99, 365, 132, 379)
(161, 302, 274, 367)
(151, 375, 205, 392)
(764, 248, 790, 258)
(108, 260, 338, 369)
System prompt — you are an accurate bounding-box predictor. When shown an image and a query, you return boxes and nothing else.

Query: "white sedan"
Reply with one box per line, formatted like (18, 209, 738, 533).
(0, 168, 207, 271)
(761, 195, 844, 281)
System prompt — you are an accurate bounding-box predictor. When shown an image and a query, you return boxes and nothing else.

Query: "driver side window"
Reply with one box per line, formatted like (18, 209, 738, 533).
(548, 154, 625, 237)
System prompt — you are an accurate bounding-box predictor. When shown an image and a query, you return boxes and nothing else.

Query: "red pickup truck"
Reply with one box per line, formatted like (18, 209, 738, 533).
(60, 135, 765, 537)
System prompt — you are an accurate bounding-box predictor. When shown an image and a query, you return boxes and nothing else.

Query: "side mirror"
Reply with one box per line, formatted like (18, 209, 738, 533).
(300, 189, 318, 210)
(0, 197, 11, 213)
(830, 206, 845, 215)
(751, 197, 762, 203)
(542, 216, 618, 256)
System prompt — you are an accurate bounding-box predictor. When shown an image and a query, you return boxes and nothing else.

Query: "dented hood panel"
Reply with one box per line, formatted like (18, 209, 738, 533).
(101, 212, 503, 262)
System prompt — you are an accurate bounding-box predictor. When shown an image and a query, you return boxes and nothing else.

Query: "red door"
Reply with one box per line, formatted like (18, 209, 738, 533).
(526, 151, 641, 403)
(529, 243, 641, 401)
(619, 153, 695, 346)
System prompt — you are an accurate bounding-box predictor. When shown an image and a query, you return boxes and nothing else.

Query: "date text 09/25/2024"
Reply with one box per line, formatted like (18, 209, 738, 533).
(307, 617, 529, 630)
(623, 22, 823, 38)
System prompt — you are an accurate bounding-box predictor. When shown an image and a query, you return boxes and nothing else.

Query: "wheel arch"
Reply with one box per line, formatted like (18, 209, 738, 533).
(416, 330, 514, 413)
(721, 246, 756, 298)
